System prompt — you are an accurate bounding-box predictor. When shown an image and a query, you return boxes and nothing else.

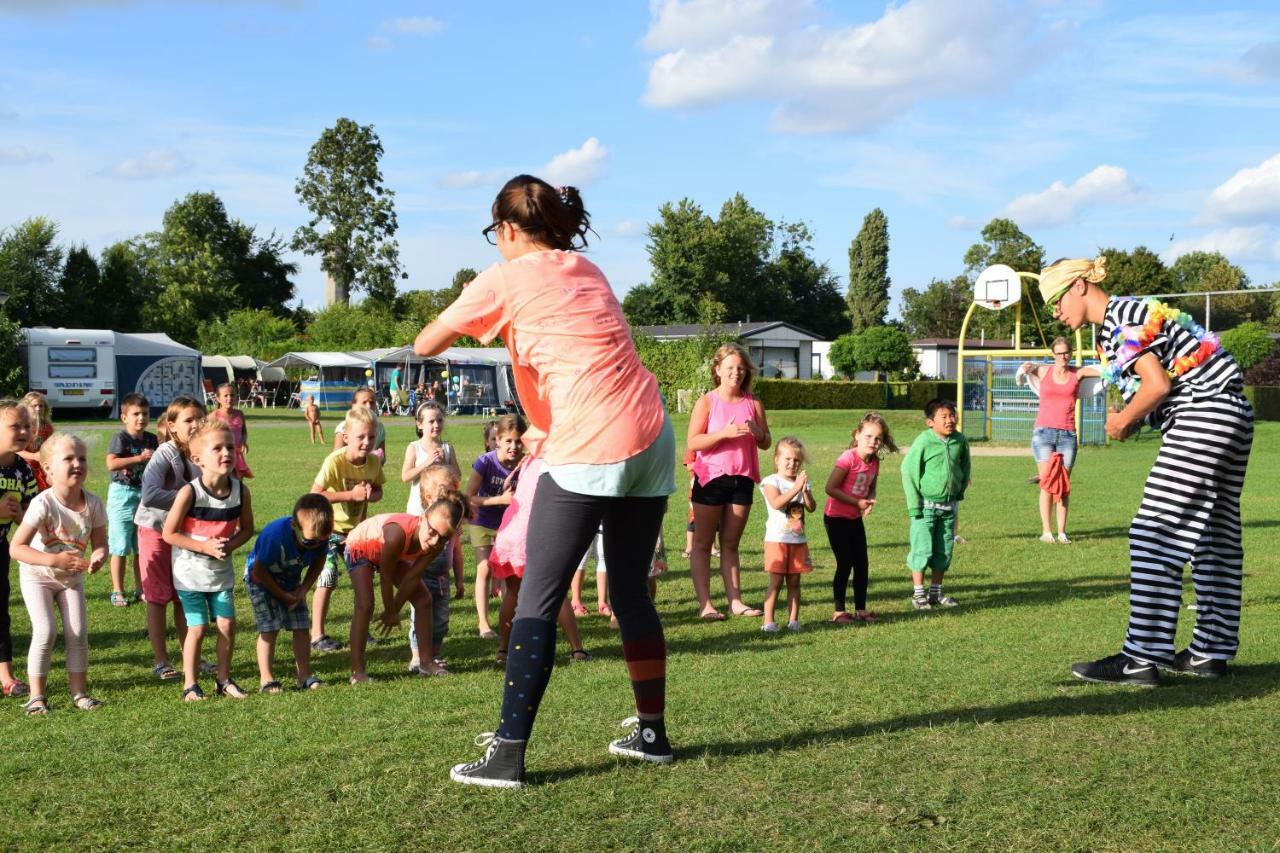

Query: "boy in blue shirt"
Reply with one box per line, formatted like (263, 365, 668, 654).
(246, 494, 334, 692)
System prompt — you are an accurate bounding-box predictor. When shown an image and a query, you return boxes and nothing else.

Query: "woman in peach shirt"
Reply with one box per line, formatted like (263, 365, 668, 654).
(416, 175, 676, 789)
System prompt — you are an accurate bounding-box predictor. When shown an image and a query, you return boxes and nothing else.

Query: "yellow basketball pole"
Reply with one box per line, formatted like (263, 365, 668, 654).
(955, 302, 979, 432)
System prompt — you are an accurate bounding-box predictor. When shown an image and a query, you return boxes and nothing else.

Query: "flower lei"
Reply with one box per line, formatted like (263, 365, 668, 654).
(1101, 297, 1219, 394)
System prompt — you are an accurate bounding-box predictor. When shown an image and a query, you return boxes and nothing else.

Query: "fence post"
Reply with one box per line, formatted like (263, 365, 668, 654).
(1205, 292, 1212, 332)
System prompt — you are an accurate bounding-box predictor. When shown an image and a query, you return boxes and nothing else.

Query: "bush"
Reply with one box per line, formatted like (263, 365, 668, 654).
(827, 334, 858, 378)
(754, 379, 947, 410)
(0, 313, 23, 396)
(633, 330, 740, 405)
(1219, 322, 1277, 373)
(1244, 385, 1280, 420)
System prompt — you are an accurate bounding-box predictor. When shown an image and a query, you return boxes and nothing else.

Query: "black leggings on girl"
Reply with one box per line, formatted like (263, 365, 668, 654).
(497, 474, 668, 742)
(824, 515, 869, 612)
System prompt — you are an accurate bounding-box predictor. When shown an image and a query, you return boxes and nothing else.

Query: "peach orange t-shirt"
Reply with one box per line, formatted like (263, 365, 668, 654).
(436, 251, 665, 467)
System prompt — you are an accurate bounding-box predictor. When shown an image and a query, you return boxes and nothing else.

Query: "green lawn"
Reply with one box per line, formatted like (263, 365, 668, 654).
(3, 409, 1278, 850)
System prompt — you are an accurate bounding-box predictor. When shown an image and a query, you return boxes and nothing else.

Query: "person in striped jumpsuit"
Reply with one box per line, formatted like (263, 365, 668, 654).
(1041, 256, 1254, 686)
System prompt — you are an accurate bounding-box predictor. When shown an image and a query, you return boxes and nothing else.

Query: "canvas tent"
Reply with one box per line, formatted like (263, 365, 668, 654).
(114, 333, 202, 416)
(264, 351, 374, 412)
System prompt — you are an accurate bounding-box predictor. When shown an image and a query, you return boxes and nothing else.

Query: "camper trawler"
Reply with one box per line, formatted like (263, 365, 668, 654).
(19, 328, 115, 412)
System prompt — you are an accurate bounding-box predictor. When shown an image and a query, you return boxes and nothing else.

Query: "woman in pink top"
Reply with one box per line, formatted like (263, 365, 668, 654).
(1020, 337, 1101, 544)
(415, 175, 677, 788)
(687, 342, 772, 621)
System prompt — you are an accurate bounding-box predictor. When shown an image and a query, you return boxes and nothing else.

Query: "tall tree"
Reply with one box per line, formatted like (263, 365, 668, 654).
(56, 245, 100, 326)
(899, 275, 972, 339)
(292, 117, 405, 305)
(99, 239, 161, 332)
(197, 308, 301, 360)
(147, 192, 244, 344)
(1169, 250, 1262, 330)
(232, 227, 297, 312)
(0, 217, 63, 328)
(1097, 246, 1173, 297)
(847, 208, 889, 333)
(771, 222, 849, 339)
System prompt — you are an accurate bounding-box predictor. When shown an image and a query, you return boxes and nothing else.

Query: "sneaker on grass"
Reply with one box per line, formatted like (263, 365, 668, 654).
(311, 635, 343, 653)
(911, 596, 931, 611)
(1070, 652, 1159, 687)
(608, 716, 674, 764)
(761, 622, 780, 633)
(928, 592, 958, 608)
(450, 733, 526, 789)
(1163, 649, 1227, 679)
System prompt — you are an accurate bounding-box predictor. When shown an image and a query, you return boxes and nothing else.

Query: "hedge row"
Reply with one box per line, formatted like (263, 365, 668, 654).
(752, 379, 948, 411)
(1245, 386, 1280, 421)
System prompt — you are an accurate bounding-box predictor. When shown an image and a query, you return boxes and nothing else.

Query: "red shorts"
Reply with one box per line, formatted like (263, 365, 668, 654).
(138, 526, 178, 604)
(763, 541, 812, 575)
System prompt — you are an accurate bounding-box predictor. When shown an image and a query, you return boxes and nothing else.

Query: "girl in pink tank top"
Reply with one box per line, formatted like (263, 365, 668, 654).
(1021, 337, 1102, 545)
(686, 343, 772, 621)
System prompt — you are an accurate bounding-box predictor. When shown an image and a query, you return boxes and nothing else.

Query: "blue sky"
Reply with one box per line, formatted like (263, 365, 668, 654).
(2, 0, 1279, 316)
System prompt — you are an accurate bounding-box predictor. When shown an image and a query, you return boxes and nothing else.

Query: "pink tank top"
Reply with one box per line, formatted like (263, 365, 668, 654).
(1035, 368, 1081, 431)
(692, 391, 761, 485)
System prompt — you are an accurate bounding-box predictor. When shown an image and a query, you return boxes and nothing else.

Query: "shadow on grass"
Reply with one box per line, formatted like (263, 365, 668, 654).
(528, 663, 1280, 785)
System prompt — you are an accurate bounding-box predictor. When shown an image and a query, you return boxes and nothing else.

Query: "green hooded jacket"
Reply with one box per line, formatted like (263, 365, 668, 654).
(900, 429, 971, 518)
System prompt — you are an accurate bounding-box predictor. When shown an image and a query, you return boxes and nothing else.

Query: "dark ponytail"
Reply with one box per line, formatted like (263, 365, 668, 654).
(493, 174, 593, 251)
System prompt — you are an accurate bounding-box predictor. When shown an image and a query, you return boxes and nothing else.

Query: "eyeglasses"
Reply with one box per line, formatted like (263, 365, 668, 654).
(481, 222, 502, 246)
(1052, 351, 1071, 358)
(294, 523, 327, 550)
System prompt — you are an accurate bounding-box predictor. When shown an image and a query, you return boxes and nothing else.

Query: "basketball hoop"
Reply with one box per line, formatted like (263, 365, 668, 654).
(974, 264, 1022, 311)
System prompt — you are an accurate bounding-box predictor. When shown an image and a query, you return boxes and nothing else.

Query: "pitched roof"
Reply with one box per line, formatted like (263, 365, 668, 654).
(910, 338, 1014, 349)
(637, 321, 824, 341)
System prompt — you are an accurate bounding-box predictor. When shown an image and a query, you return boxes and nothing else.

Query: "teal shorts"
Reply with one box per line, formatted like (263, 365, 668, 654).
(906, 509, 956, 573)
(106, 482, 142, 557)
(177, 588, 236, 626)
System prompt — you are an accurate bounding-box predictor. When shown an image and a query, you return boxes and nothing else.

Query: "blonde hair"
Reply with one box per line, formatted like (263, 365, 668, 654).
(1051, 336, 1072, 355)
(854, 411, 899, 455)
(38, 432, 86, 470)
(343, 405, 377, 433)
(774, 435, 806, 463)
(710, 343, 757, 393)
(418, 463, 466, 518)
(21, 392, 50, 430)
(190, 419, 234, 454)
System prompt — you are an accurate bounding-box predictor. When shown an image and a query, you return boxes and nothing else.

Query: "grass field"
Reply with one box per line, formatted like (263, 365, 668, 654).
(2, 408, 1278, 850)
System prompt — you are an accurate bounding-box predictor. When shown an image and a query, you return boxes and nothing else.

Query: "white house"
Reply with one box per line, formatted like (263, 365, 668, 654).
(637, 321, 824, 379)
(910, 338, 1011, 380)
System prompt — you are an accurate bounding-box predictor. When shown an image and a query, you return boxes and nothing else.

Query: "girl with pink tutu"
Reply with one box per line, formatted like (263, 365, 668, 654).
(488, 445, 591, 666)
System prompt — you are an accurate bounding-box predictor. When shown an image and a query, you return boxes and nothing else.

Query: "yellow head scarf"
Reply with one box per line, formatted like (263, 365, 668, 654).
(1038, 256, 1107, 305)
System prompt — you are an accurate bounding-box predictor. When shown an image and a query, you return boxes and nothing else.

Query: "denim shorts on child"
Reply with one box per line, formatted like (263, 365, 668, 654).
(318, 533, 347, 589)
(409, 573, 451, 652)
(106, 482, 142, 557)
(907, 504, 957, 573)
(176, 588, 235, 626)
(1031, 427, 1077, 468)
(247, 580, 309, 633)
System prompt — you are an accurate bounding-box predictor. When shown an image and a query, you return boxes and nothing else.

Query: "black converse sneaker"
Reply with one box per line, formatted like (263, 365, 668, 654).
(1167, 649, 1228, 679)
(449, 733, 526, 789)
(608, 716, 675, 764)
(1070, 652, 1159, 687)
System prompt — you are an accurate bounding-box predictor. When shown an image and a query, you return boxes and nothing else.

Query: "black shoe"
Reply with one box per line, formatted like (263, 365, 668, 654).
(450, 734, 526, 789)
(608, 716, 675, 764)
(1166, 649, 1227, 679)
(1070, 652, 1159, 688)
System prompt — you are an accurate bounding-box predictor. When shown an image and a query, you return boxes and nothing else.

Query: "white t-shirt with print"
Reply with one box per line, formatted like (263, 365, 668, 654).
(759, 474, 809, 545)
(18, 489, 107, 584)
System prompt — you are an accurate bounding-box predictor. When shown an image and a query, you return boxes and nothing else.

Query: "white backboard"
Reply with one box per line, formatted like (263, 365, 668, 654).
(974, 264, 1023, 311)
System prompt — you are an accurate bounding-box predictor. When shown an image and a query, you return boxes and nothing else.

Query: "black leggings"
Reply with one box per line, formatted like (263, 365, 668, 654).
(497, 473, 668, 742)
(824, 515, 868, 612)
(0, 537, 11, 663)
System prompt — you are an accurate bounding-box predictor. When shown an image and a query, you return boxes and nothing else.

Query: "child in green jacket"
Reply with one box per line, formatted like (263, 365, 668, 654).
(900, 399, 970, 609)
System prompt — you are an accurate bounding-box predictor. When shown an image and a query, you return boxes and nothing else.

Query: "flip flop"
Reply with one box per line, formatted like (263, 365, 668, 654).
(699, 610, 727, 622)
(731, 606, 763, 618)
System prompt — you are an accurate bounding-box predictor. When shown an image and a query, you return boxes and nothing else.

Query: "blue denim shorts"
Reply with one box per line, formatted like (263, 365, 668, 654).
(1031, 427, 1077, 468)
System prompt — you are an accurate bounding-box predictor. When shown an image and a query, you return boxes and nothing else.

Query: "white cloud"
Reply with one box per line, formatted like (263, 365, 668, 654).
(0, 145, 49, 164)
(366, 35, 393, 52)
(641, 0, 1051, 134)
(1163, 226, 1280, 264)
(1000, 165, 1138, 228)
(1204, 152, 1280, 223)
(642, 0, 813, 51)
(540, 138, 608, 187)
(613, 219, 644, 237)
(384, 16, 445, 36)
(437, 168, 505, 190)
(108, 147, 188, 180)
